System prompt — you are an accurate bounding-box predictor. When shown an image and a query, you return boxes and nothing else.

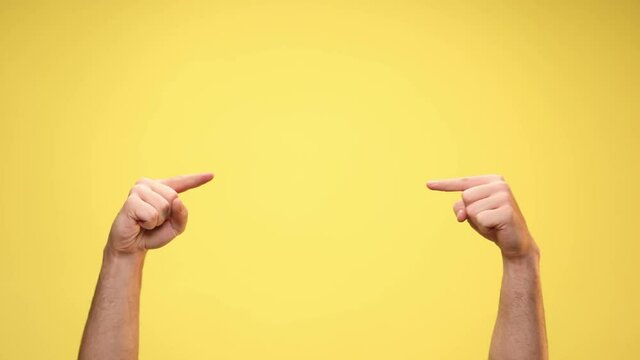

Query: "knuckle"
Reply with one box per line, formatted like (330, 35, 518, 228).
(496, 191, 510, 202)
(135, 177, 151, 185)
(494, 180, 509, 190)
(149, 208, 160, 222)
(130, 183, 147, 194)
(466, 205, 479, 217)
(125, 194, 138, 206)
(488, 174, 504, 182)
(156, 182, 178, 201)
(167, 190, 178, 201)
(160, 199, 171, 213)
(461, 189, 473, 203)
(492, 182, 511, 197)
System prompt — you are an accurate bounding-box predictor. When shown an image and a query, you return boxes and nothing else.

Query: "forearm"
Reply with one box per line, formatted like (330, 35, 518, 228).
(489, 246, 548, 360)
(79, 247, 146, 360)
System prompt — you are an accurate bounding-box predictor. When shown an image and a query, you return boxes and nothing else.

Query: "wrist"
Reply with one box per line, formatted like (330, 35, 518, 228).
(97, 243, 146, 302)
(502, 242, 540, 272)
(102, 245, 147, 269)
(500, 233, 540, 261)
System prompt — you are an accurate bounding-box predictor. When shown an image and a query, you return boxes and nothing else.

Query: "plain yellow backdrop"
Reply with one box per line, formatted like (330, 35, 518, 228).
(1, 1, 639, 359)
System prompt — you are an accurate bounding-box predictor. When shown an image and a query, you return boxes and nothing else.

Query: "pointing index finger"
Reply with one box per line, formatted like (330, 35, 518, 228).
(426, 174, 503, 192)
(160, 172, 214, 193)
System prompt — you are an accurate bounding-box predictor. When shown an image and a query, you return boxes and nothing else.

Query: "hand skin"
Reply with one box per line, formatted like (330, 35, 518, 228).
(78, 173, 213, 360)
(427, 175, 548, 360)
(79, 172, 545, 359)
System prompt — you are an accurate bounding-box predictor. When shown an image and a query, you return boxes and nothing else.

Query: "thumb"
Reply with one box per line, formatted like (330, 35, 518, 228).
(143, 198, 189, 250)
(169, 197, 189, 235)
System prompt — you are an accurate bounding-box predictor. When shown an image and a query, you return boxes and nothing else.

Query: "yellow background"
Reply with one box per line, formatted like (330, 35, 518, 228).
(1, 1, 639, 359)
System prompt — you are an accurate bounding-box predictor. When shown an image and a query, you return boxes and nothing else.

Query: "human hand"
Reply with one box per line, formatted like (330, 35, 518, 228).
(107, 173, 213, 254)
(427, 175, 537, 259)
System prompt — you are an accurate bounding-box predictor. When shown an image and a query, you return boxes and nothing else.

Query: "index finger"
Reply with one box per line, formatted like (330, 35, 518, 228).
(160, 172, 214, 193)
(426, 174, 503, 192)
